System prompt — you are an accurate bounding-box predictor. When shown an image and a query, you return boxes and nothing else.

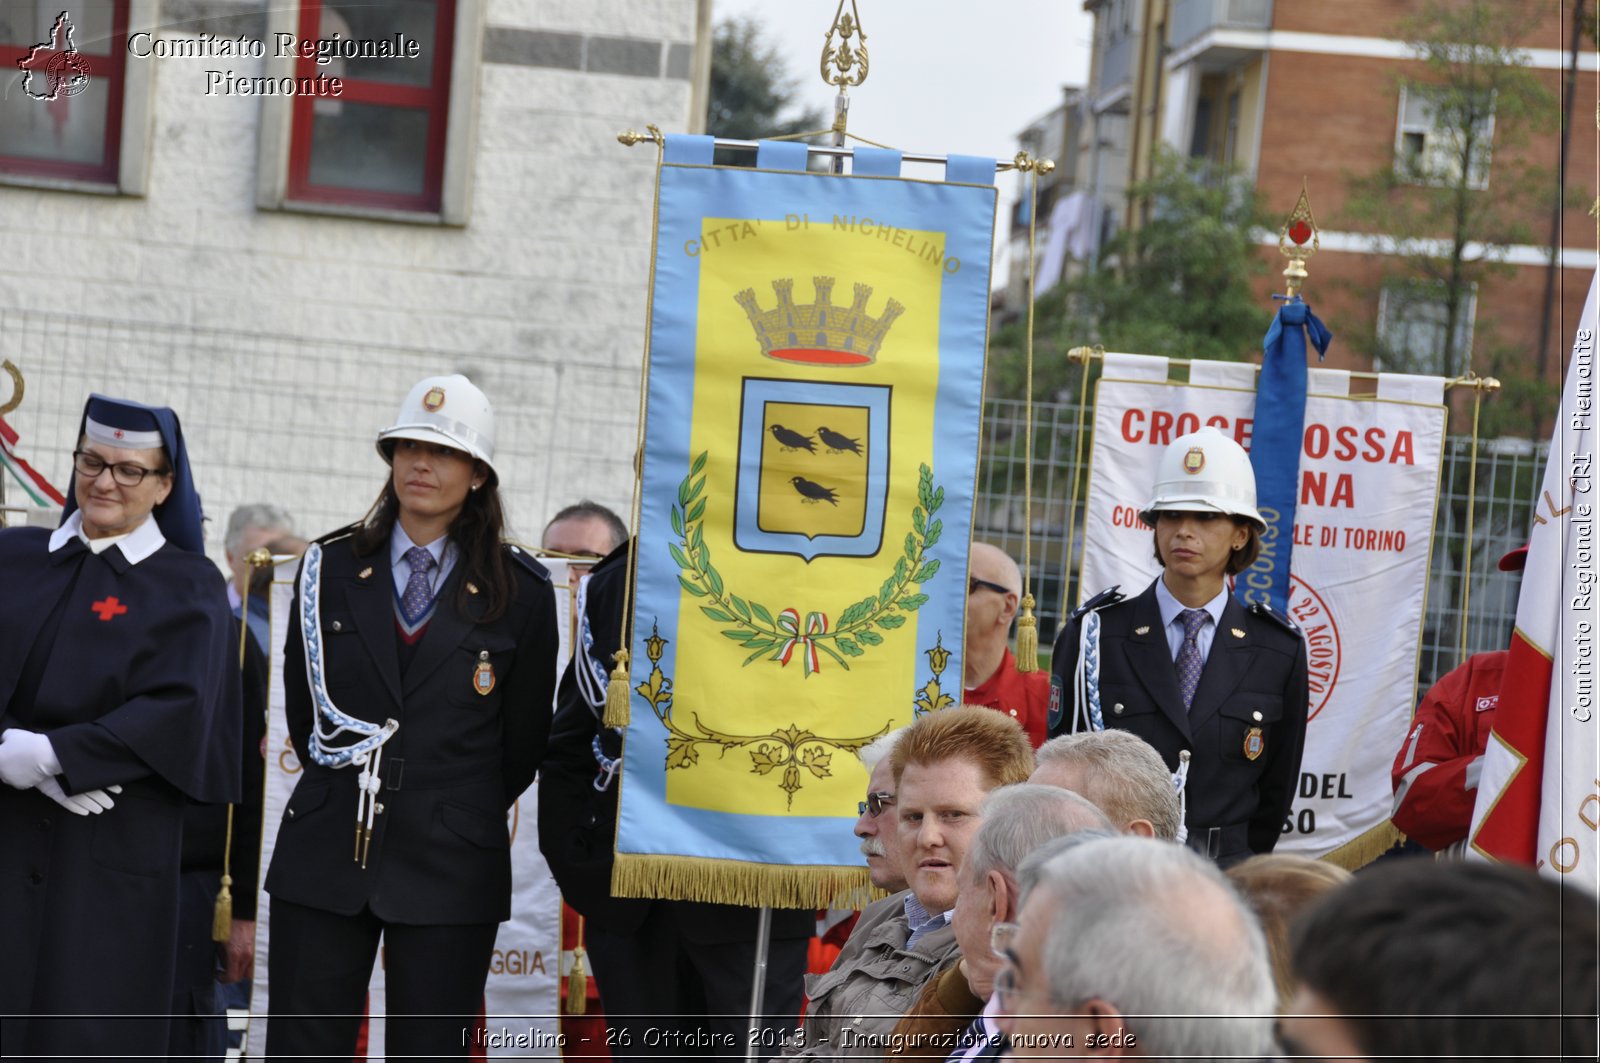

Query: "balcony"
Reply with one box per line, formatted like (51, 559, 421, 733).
(1168, 0, 1273, 52)
(1097, 29, 1135, 104)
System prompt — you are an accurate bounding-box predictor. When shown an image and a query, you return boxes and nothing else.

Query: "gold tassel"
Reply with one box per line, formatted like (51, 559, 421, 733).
(1015, 593, 1039, 672)
(212, 873, 233, 944)
(602, 649, 632, 727)
(567, 946, 589, 1015)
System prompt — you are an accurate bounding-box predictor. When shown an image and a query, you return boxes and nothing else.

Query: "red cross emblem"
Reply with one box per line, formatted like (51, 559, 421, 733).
(91, 597, 128, 621)
(113, 429, 125, 439)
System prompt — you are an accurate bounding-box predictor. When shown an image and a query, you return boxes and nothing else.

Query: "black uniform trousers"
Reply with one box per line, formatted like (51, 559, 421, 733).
(266, 897, 499, 1060)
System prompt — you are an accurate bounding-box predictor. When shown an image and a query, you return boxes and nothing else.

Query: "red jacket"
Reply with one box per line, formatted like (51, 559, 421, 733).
(1390, 650, 1507, 851)
(965, 647, 1049, 747)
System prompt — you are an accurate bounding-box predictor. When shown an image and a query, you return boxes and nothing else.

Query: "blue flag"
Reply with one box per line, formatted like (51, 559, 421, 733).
(1241, 297, 1332, 614)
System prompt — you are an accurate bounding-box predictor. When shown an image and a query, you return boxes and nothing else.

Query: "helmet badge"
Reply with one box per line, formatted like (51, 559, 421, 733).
(422, 387, 446, 412)
(1182, 447, 1206, 474)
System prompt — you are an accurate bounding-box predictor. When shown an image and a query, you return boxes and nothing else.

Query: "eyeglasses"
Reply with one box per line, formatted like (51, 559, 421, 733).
(968, 576, 1011, 596)
(857, 790, 895, 817)
(72, 450, 169, 487)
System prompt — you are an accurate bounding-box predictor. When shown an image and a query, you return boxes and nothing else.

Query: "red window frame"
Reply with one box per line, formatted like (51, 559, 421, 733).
(285, 0, 456, 213)
(0, 2, 128, 184)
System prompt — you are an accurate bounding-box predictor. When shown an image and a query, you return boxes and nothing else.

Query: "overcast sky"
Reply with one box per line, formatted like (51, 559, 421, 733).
(713, 0, 1096, 285)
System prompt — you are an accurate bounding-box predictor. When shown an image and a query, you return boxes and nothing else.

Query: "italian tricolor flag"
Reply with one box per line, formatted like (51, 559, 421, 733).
(0, 415, 65, 507)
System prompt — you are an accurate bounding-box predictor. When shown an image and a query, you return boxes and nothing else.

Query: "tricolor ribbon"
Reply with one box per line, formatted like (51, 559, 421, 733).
(777, 608, 829, 677)
(0, 415, 66, 506)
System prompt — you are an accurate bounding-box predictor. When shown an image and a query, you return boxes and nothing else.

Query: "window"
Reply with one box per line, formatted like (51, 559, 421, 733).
(257, 0, 483, 222)
(1394, 84, 1494, 190)
(1376, 281, 1477, 375)
(0, 0, 154, 191)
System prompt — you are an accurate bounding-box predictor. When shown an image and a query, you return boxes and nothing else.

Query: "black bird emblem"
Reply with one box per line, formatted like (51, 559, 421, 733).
(769, 424, 817, 453)
(815, 425, 863, 456)
(789, 476, 839, 505)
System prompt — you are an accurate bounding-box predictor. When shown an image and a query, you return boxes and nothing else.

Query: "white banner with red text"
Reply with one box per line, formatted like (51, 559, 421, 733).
(1076, 354, 1446, 859)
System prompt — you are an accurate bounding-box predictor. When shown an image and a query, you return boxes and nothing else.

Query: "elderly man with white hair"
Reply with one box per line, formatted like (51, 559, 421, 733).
(996, 836, 1276, 1061)
(1030, 730, 1181, 841)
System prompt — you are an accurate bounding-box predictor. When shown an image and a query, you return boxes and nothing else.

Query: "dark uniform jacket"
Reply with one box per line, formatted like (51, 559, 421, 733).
(1049, 580, 1308, 864)
(538, 543, 815, 944)
(264, 526, 558, 925)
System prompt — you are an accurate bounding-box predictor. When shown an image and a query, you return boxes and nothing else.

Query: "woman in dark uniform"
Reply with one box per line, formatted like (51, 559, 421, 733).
(0, 395, 239, 1057)
(1049, 426, 1308, 865)
(265, 374, 558, 1058)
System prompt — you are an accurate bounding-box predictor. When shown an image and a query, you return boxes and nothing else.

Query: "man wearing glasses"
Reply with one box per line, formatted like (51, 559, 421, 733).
(0, 395, 240, 1058)
(854, 729, 908, 893)
(994, 836, 1275, 1061)
(963, 543, 1049, 747)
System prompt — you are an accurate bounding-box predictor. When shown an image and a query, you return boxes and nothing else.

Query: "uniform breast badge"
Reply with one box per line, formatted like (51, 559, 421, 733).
(1243, 726, 1264, 761)
(474, 650, 496, 696)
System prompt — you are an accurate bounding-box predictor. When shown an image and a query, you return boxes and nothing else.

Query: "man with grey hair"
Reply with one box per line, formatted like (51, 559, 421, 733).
(996, 836, 1276, 1061)
(223, 502, 293, 647)
(887, 786, 1113, 1058)
(1031, 729, 1181, 841)
(855, 727, 909, 893)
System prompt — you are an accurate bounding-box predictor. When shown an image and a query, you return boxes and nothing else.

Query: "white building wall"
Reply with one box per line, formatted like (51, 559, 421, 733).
(0, 0, 702, 561)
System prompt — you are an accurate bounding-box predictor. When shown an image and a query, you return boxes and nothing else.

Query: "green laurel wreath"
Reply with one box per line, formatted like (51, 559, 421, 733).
(669, 451, 945, 672)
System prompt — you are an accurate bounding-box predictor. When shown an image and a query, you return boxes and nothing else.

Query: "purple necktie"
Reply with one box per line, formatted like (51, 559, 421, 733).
(400, 546, 437, 625)
(1176, 608, 1209, 710)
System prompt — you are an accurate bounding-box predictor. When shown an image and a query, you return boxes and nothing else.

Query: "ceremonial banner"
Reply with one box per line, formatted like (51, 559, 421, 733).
(615, 137, 997, 905)
(1078, 354, 1446, 860)
(1470, 273, 1599, 897)
(250, 559, 565, 1058)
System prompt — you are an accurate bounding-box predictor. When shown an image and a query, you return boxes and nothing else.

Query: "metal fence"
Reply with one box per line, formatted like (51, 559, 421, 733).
(975, 396, 1548, 691)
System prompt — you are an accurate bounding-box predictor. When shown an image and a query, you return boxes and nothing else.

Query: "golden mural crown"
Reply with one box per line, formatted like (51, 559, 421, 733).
(734, 277, 904, 366)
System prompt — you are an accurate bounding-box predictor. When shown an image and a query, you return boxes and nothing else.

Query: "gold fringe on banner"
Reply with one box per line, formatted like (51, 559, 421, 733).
(1319, 821, 1403, 871)
(611, 852, 876, 910)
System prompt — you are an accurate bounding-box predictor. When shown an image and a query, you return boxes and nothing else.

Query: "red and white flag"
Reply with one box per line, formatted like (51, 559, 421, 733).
(1468, 273, 1600, 896)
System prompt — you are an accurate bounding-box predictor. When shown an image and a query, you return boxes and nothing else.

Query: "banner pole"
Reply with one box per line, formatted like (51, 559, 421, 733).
(819, 0, 868, 176)
(743, 906, 773, 1063)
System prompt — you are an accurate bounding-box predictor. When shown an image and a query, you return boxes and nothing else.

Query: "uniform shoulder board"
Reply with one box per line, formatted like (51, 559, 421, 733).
(1250, 600, 1299, 634)
(504, 541, 552, 582)
(313, 521, 363, 546)
(1069, 585, 1125, 622)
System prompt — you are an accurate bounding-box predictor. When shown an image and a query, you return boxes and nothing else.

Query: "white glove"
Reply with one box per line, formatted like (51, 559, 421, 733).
(0, 729, 62, 789)
(35, 776, 121, 816)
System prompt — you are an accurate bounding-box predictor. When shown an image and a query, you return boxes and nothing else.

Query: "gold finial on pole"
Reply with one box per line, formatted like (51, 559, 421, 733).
(617, 124, 665, 148)
(1278, 179, 1320, 299)
(820, 1, 869, 173)
(820, 1, 870, 90)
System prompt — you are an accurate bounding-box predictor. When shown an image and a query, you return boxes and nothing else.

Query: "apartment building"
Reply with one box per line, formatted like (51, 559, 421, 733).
(1077, 0, 1594, 411)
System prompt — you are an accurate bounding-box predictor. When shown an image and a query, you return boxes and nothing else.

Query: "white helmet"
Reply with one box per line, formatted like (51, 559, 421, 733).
(1139, 425, 1265, 531)
(376, 374, 497, 480)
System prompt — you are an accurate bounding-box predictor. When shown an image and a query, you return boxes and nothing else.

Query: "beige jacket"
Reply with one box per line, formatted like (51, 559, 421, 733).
(778, 892, 962, 1060)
